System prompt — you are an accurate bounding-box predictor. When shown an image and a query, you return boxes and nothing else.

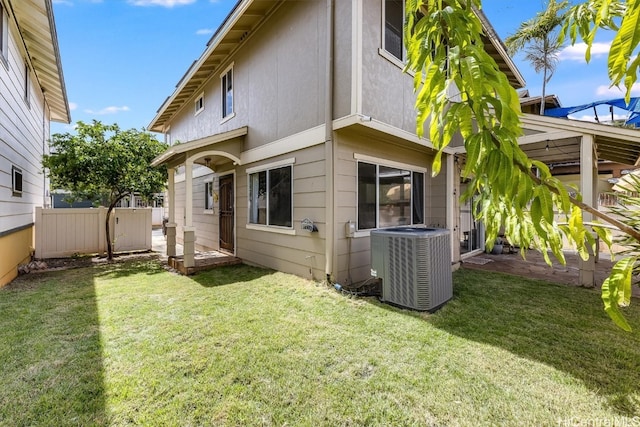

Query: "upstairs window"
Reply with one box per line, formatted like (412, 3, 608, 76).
(384, 0, 404, 61)
(221, 65, 233, 119)
(0, 2, 7, 65)
(12, 166, 22, 196)
(194, 93, 204, 115)
(24, 62, 30, 107)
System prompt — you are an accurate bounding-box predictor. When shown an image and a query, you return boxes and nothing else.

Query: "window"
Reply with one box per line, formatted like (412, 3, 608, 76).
(0, 2, 7, 64)
(383, 0, 424, 62)
(194, 93, 204, 115)
(12, 166, 22, 196)
(357, 161, 424, 230)
(384, 0, 404, 61)
(221, 66, 233, 119)
(205, 181, 214, 210)
(24, 62, 30, 107)
(249, 165, 292, 227)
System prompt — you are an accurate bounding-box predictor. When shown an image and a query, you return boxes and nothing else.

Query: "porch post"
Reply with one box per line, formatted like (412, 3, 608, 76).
(446, 154, 458, 264)
(183, 159, 195, 268)
(579, 134, 597, 287)
(166, 167, 177, 258)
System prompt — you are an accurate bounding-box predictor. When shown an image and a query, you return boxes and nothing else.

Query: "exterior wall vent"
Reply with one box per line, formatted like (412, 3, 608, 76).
(371, 227, 452, 311)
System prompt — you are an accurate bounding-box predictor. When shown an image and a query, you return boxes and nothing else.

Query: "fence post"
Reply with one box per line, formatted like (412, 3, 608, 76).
(35, 207, 43, 259)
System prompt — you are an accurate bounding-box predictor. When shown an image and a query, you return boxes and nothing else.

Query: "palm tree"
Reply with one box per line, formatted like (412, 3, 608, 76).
(505, 0, 568, 115)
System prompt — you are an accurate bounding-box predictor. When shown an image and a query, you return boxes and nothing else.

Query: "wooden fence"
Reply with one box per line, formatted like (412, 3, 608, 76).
(35, 207, 152, 259)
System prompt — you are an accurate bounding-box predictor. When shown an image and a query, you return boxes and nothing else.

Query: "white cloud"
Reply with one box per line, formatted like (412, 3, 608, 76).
(68, 102, 78, 111)
(85, 106, 130, 115)
(52, 0, 74, 5)
(558, 42, 611, 61)
(127, 0, 195, 6)
(595, 83, 640, 97)
(196, 28, 214, 35)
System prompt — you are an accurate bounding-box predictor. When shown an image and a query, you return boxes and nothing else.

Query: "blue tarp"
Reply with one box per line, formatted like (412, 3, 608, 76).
(544, 97, 640, 127)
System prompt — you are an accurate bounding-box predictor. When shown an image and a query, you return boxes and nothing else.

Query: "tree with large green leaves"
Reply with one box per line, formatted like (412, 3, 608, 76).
(505, 0, 568, 115)
(404, 0, 639, 330)
(43, 121, 168, 260)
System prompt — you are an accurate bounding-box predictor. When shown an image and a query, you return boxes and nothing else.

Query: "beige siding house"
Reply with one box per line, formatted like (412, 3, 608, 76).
(151, 0, 640, 286)
(150, 0, 524, 284)
(0, 0, 70, 286)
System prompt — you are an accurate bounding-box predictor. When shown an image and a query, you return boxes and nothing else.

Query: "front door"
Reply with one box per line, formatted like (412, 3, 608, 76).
(219, 174, 234, 253)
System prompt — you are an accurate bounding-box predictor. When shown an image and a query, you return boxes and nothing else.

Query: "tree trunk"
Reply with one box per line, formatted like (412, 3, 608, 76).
(105, 203, 116, 260)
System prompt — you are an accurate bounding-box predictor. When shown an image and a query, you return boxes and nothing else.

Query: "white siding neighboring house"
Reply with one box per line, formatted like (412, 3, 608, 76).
(0, 0, 70, 286)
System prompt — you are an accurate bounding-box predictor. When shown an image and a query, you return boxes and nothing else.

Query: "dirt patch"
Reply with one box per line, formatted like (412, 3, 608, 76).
(24, 251, 161, 273)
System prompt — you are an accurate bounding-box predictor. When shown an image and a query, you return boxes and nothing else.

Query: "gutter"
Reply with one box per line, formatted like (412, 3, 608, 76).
(324, 0, 335, 284)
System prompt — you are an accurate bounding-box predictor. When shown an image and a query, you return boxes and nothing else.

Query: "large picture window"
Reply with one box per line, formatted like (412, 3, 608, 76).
(357, 161, 424, 230)
(249, 165, 292, 228)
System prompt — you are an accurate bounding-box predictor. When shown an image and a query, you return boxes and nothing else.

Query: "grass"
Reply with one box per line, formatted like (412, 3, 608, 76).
(1, 260, 639, 426)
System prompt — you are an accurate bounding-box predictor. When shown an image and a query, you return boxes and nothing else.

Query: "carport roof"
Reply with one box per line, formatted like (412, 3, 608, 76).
(518, 114, 640, 166)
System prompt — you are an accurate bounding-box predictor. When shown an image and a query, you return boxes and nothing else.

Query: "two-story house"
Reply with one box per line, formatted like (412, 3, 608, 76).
(0, 0, 70, 286)
(150, 0, 640, 286)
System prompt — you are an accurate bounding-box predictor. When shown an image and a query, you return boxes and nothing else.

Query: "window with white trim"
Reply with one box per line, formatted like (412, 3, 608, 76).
(384, 0, 404, 61)
(205, 181, 214, 210)
(0, 2, 7, 64)
(24, 62, 30, 107)
(357, 161, 424, 230)
(194, 93, 204, 115)
(221, 66, 233, 119)
(12, 166, 22, 197)
(249, 165, 292, 227)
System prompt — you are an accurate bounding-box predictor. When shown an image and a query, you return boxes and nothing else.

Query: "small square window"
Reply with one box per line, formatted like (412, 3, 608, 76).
(194, 93, 204, 115)
(12, 166, 23, 196)
(221, 67, 233, 119)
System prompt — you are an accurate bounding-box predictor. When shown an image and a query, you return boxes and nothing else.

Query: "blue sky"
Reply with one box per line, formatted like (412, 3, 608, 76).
(50, 0, 638, 135)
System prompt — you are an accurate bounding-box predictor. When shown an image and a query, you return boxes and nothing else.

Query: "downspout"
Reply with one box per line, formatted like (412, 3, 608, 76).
(42, 90, 48, 208)
(324, 0, 335, 284)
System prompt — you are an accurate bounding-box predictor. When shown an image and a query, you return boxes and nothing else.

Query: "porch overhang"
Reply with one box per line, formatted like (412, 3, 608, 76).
(449, 114, 640, 167)
(518, 114, 640, 166)
(151, 126, 248, 169)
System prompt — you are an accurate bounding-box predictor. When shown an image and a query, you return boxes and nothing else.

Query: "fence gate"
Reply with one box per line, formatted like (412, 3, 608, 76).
(112, 208, 152, 252)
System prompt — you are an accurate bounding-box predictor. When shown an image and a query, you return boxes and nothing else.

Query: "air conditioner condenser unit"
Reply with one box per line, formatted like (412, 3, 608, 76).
(370, 227, 452, 311)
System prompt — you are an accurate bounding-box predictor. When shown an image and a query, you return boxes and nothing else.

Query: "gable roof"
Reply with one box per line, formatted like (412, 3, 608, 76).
(9, 0, 70, 123)
(149, 0, 280, 132)
(148, 1, 525, 133)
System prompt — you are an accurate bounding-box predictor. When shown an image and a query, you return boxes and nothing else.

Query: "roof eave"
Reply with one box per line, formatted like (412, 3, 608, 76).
(474, 7, 526, 89)
(11, 0, 71, 124)
(148, 0, 253, 132)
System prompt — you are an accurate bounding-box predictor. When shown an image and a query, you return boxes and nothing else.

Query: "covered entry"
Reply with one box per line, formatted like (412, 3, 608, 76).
(151, 127, 247, 269)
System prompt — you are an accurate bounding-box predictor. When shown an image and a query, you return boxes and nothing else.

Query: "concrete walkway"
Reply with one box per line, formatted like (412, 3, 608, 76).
(151, 228, 183, 257)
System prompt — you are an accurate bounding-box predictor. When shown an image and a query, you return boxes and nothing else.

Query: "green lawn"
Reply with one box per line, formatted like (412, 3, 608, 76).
(1, 260, 639, 426)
